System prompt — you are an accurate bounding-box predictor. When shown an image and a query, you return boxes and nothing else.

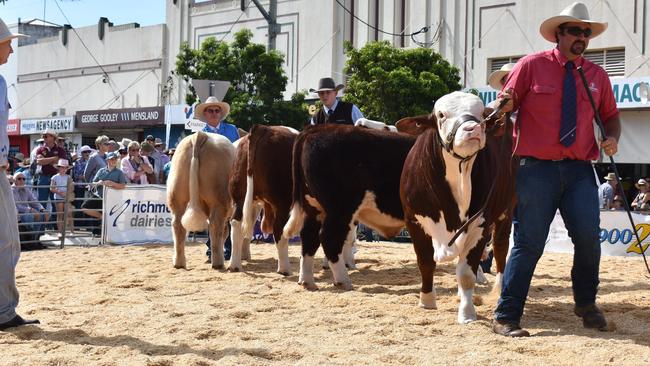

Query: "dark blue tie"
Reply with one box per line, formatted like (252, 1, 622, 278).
(326, 109, 333, 122)
(559, 61, 577, 147)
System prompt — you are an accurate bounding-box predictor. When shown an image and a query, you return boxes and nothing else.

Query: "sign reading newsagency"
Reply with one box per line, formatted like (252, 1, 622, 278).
(20, 116, 75, 135)
(76, 106, 165, 128)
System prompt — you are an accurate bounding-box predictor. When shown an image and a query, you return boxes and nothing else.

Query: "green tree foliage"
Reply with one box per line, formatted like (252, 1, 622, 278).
(175, 29, 309, 130)
(343, 41, 462, 124)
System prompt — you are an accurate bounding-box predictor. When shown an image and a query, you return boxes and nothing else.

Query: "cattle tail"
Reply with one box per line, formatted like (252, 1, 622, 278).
(282, 131, 308, 239)
(180, 131, 209, 231)
(241, 125, 267, 239)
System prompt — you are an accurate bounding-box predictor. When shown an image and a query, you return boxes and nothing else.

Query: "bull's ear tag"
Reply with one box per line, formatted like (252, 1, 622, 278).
(520, 158, 526, 166)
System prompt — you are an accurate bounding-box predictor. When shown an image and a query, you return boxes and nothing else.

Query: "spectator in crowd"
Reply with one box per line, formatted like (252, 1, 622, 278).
(82, 152, 127, 219)
(162, 148, 175, 183)
(15, 156, 33, 188)
(491, 3, 620, 337)
(107, 140, 119, 153)
(8, 152, 24, 173)
(0, 15, 40, 330)
(154, 138, 170, 167)
(84, 135, 110, 184)
(309, 77, 364, 125)
(56, 136, 72, 162)
(139, 141, 160, 184)
(71, 145, 92, 208)
(611, 195, 625, 210)
(50, 159, 74, 234)
(121, 141, 154, 184)
(12, 171, 47, 241)
(631, 179, 650, 211)
(118, 143, 128, 163)
(35, 129, 67, 206)
(29, 137, 43, 185)
(197, 96, 238, 261)
(598, 172, 617, 209)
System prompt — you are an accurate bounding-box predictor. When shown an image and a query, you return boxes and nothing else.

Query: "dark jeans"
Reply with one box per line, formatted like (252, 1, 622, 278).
(205, 231, 232, 260)
(494, 158, 601, 323)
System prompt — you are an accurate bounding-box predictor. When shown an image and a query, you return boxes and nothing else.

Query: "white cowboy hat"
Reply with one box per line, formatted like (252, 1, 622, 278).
(0, 18, 28, 44)
(539, 2, 608, 43)
(635, 179, 648, 189)
(41, 128, 59, 139)
(194, 96, 230, 121)
(488, 63, 516, 90)
(78, 145, 94, 154)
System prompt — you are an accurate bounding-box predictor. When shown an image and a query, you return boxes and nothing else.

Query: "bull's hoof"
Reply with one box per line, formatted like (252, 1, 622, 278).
(173, 264, 186, 269)
(277, 270, 291, 277)
(227, 266, 241, 272)
(211, 264, 224, 270)
(458, 307, 477, 324)
(345, 263, 357, 270)
(419, 291, 437, 309)
(299, 281, 318, 291)
(333, 281, 353, 291)
(173, 257, 186, 269)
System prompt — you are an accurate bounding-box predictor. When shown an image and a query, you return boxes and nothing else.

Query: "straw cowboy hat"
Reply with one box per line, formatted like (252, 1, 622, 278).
(54, 158, 71, 169)
(18, 157, 31, 168)
(539, 2, 608, 43)
(41, 128, 59, 139)
(635, 179, 648, 189)
(194, 96, 230, 121)
(488, 63, 516, 90)
(309, 77, 344, 93)
(0, 18, 28, 44)
(603, 172, 616, 181)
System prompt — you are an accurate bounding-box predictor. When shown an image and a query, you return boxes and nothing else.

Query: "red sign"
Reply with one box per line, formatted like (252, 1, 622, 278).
(7, 119, 19, 136)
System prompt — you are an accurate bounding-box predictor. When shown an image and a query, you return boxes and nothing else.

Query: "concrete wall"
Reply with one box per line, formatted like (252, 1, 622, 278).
(15, 21, 165, 119)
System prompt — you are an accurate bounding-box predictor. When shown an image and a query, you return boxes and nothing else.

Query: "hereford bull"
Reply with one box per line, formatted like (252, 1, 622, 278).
(283, 123, 416, 290)
(399, 91, 515, 323)
(167, 131, 236, 270)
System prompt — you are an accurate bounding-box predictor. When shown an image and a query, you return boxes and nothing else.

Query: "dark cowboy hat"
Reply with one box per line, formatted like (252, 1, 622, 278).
(309, 77, 344, 93)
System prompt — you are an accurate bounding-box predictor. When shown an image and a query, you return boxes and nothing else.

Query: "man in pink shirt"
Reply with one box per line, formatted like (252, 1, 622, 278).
(492, 3, 621, 337)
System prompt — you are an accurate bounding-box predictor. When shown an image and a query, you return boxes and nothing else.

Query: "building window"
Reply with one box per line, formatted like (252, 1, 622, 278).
(488, 56, 522, 73)
(584, 48, 625, 76)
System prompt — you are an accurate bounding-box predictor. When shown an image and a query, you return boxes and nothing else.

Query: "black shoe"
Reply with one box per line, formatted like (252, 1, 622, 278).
(492, 319, 530, 337)
(0, 315, 40, 331)
(574, 304, 607, 330)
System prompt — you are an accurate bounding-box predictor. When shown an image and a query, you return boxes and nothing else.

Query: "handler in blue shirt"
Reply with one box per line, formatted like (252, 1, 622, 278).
(196, 96, 240, 261)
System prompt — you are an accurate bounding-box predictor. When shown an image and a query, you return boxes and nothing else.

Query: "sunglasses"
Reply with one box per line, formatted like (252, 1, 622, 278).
(561, 26, 592, 38)
(205, 108, 222, 114)
(15, 177, 25, 181)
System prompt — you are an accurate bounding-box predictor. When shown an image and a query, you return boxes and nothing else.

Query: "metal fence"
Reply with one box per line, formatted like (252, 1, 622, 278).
(15, 182, 103, 249)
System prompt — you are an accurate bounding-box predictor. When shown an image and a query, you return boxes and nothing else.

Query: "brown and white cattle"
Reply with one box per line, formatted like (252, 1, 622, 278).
(399, 91, 515, 323)
(167, 131, 236, 269)
(283, 124, 416, 290)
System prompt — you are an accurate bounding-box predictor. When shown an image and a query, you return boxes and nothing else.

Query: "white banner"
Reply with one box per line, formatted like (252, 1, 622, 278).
(20, 116, 75, 135)
(102, 185, 173, 245)
(544, 210, 650, 257)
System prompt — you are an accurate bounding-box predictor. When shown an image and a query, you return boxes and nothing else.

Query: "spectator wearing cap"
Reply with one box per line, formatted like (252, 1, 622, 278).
(50, 159, 74, 234)
(139, 140, 161, 184)
(12, 171, 47, 242)
(71, 145, 93, 215)
(35, 129, 67, 205)
(598, 172, 618, 209)
(15, 156, 33, 188)
(309, 77, 364, 126)
(82, 151, 126, 219)
(154, 138, 170, 167)
(195, 96, 239, 261)
(84, 135, 110, 184)
(631, 179, 650, 211)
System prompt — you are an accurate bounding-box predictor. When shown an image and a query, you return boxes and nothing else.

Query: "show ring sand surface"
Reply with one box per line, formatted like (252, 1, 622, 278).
(2, 241, 649, 365)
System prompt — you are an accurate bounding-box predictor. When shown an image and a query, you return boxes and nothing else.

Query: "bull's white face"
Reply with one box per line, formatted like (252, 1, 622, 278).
(434, 91, 486, 158)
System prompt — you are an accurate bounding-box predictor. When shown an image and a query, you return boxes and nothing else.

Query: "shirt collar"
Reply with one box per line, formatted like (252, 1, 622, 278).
(324, 99, 339, 114)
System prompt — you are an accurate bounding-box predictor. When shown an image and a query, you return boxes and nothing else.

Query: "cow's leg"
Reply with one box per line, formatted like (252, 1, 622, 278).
(209, 212, 227, 270)
(273, 209, 291, 276)
(241, 205, 261, 261)
(491, 216, 512, 294)
(457, 235, 486, 324)
(321, 213, 355, 290)
(228, 218, 244, 272)
(299, 214, 321, 290)
(172, 212, 187, 269)
(342, 226, 357, 269)
(408, 221, 436, 309)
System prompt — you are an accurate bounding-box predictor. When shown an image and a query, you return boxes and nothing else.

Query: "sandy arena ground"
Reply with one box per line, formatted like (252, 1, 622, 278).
(2, 240, 649, 365)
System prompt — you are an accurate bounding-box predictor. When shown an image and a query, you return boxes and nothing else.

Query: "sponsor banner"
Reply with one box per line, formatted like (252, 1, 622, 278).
(472, 76, 650, 110)
(20, 116, 74, 135)
(102, 185, 173, 245)
(7, 119, 19, 136)
(544, 210, 650, 256)
(77, 106, 165, 128)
